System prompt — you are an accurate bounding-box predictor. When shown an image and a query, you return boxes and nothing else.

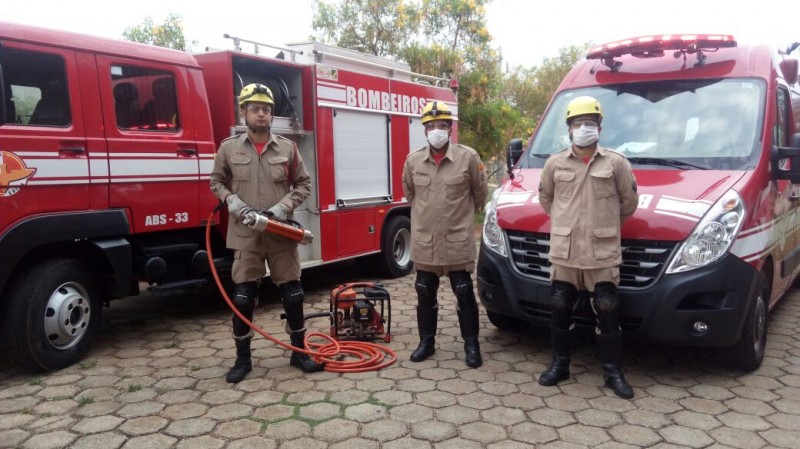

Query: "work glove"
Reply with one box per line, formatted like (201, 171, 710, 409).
(225, 194, 251, 221)
(267, 202, 290, 221)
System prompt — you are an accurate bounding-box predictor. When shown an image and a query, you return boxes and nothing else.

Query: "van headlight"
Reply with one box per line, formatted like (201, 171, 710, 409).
(482, 189, 508, 257)
(666, 189, 745, 273)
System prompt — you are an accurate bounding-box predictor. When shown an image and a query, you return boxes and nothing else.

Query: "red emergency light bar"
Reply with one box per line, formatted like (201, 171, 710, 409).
(586, 34, 737, 60)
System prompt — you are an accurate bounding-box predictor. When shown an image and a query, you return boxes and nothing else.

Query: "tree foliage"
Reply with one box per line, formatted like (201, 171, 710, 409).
(122, 13, 195, 51)
(312, 0, 588, 160)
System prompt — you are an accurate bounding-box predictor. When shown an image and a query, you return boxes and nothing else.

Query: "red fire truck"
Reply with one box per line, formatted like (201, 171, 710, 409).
(0, 22, 458, 371)
(478, 34, 800, 370)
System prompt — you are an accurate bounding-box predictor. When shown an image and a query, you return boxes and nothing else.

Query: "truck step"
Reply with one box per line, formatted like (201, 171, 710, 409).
(148, 279, 208, 296)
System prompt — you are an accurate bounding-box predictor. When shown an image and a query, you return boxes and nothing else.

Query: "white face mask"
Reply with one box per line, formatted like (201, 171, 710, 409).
(571, 125, 599, 147)
(427, 129, 450, 149)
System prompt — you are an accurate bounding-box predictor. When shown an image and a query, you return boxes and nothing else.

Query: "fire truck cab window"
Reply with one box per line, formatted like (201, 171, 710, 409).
(110, 65, 179, 131)
(0, 49, 70, 126)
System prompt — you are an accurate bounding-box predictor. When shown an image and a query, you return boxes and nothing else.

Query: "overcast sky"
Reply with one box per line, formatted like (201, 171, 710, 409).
(3, 0, 796, 69)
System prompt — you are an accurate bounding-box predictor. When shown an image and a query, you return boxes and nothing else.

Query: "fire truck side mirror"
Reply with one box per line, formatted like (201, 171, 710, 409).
(780, 58, 798, 85)
(774, 132, 800, 183)
(507, 138, 524, 171)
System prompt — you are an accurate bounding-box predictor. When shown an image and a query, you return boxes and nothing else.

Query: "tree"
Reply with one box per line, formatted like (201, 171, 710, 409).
(122, 13, 195, 51)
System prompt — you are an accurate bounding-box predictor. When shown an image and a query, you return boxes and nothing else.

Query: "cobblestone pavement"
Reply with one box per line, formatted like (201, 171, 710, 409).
(1, 259, 799, 449)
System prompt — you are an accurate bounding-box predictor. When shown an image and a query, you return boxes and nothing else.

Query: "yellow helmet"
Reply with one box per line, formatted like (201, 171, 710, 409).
(421, 101, 453, 124)
(565, 96, 603, 124)
(239, 83, 274, 107)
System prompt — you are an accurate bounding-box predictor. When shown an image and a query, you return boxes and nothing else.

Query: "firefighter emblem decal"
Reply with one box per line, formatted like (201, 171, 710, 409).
(0, 151, 36, 197)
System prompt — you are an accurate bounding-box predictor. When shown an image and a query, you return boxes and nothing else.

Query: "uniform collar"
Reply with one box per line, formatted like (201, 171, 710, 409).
(243, 132, 277, 152)
(424, 143, 453, 162)
(567, 145, 607, 159)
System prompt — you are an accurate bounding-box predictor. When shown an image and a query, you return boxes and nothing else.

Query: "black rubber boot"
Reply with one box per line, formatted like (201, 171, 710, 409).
(457, 309, 482, 368)
(538, 327, 571, 386)
(289, 331, 325, 373)
(410, 305, 438, 362)
(225, 339, 252, 383)
(598, 331, 634, 399)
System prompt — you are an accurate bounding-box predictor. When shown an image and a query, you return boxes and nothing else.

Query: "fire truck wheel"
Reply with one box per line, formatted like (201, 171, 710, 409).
(724, 272, 768, 371)
(3, 259, 102, 372)
(487, 310, 528, 332)
(375, 215, 413, 278)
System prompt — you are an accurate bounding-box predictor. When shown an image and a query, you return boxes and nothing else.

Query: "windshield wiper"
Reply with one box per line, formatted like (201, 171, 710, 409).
(626, 157, 711, 170)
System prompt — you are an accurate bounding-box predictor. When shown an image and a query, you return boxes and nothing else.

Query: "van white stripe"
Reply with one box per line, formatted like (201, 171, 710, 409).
(24, 159, 88, 178)
(110, 159, 197, 176)
(317, 85, 347, 102)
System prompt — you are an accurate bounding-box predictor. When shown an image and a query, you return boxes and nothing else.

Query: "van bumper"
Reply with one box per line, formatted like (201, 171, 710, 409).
(477, 243, 757, 347)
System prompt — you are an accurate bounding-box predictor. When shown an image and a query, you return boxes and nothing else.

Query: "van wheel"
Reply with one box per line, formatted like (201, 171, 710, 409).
(724, 272, 768, 371)
(375, 215, 413, 278)
(3, 259, 102, 371)
(487, 310, 528, 332)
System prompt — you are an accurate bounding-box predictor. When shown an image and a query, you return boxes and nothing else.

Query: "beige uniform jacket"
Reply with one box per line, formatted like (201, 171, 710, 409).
(539, 146, 638, 269)
(209, 132, 312, 252)
(402, 143, 489, 266)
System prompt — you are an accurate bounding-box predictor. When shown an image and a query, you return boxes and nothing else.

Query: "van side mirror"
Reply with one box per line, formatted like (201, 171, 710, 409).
(773, 132, 800, 183)
(507, 138, 524, 171)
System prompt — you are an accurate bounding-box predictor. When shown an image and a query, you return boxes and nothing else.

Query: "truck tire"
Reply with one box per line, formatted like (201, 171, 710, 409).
(3, 259, 102, 371)
(724, 272, 768, 371)
(375, 215, 413, 278)
(487, 310, 528, 332)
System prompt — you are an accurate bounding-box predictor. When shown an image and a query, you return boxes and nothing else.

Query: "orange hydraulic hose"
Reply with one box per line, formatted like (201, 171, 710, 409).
(205, 209, 397, 372)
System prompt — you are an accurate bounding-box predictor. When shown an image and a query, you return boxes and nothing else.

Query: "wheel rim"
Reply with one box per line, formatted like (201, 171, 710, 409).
(752, 293, 766, 354)
(392, 228, 411, 268)
(43, 281, 92, 350)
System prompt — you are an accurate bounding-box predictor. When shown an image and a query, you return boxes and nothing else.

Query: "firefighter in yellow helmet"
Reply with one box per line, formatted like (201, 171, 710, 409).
(210, 83, 324, 383)
(402, 100, 489, 368)
(537, 95, 639, 398)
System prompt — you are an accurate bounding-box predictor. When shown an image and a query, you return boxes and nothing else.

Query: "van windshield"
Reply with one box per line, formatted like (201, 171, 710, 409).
(523, 79, 765, 171)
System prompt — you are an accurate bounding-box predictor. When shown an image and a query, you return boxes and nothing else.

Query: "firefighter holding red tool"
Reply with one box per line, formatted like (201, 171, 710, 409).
(537, 96, 639, 398)
(402, 101, 489, 368)
(210, 83, 324, 383)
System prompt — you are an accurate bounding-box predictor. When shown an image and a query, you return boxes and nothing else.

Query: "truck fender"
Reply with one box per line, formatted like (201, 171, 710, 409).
(0, 210, 130, 298)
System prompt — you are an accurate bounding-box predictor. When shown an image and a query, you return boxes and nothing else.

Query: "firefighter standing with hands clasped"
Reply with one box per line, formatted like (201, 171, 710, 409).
(210, 83, 324, 383)
(537, 96, 639, 398)
(402, 101, 489, 368)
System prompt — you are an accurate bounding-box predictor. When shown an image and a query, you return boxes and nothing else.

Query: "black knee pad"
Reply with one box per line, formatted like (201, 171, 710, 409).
(550, 281, 578, 329)
(593, 282, 620, 334)
(415, 271, 439, 307)
(448, 270, 476, 310)
(233, 282, 258, 317)
(279, 280, 304, 307)
(232, 281, 257, 337)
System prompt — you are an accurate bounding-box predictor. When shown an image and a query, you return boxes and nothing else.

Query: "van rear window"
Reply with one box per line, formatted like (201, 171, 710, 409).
(110, 65, 179, 132)
(1, 49, 70, 127)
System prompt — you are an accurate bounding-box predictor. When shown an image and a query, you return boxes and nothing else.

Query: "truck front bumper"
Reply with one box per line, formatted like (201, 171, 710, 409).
(477, 243, 758, 347)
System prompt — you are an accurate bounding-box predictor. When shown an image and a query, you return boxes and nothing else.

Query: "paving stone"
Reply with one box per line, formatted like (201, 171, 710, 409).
(228, 436, 277, 449)
(162, 403, 209, 420)
(435, 438, 484, 449)
(163, 417, 216, 437)
(343, 402, 387, 422)
(312, 418, 359, 442)
(659, 425, 715, 448)
(175, 435, 225, 449)
(526, 407, 577, 427)
(717, 411, 771, 431)
(458, 391, 501, 410)
(501, 393, 546, 410)
(435, 404, 481, 425)
(724, 398, 776, 416)
(262, 419, 310, 440)
(508, 422, 559, 445)
(482, 405, 527, 425)
(671, 410, 722, 430)
(608, 424, 661, 447)
(707, 427, 767, 449)
(70, 432, 127, 449)
(0, 396, 39, 413)
(73, 415, 124, 434)
(382, 436, 433, 449)
(120, 433, 177, 449)
(204, 403, 251, 420)
(116, 401, 165, 418)
(573, 408, 622, 427)
(328, 389, 370, 405)
(0, 428, 29, 447)
(409, 420, 457, 441)
(0, 413, 35, 430)
(213, 418, 261, 439)
(21, 430, 77, 449)
(761, 428, 800, 448)
(361, 419, 409, 441)
(373, 389, 414, 406)
(460, 421, 508, 444)
(415, 390, 457, 408)
(252, 403, 294, 421)
(119, 416, 169, 436)
(388, 403, 434, 423)
(328, 437, 379, 449)
(622, 408, 672, 429)
(298, 402, 341, 421)
(241, 390, 285, 407)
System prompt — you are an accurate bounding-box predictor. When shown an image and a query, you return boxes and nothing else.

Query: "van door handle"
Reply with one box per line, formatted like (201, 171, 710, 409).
(59, 147, 85, 155)
(177, 148, 197, 156)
